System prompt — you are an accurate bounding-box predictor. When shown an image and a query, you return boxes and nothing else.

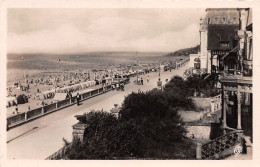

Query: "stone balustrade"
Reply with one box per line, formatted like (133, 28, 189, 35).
(211, 94, 222, 112)
(197, 130, 243, 159)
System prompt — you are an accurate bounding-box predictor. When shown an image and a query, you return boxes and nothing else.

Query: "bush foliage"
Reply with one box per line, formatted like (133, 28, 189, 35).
(63, 74, 219, 159)
(164, 74, 219, 98)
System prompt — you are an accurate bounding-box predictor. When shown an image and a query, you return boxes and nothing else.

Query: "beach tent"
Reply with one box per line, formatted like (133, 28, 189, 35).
(6, 96, 18, 108)
(17, 94, 28, 104)
(53, 93, 69, 102)
(73, 88, 95, 97)
(35, 93, 45, 100)
(105, 77, 112, 85)
(41, 89, 56, 99)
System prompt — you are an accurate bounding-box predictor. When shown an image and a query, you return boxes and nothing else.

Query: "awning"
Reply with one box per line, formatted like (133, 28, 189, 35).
(53, 93, 68, 101)
(221, 46, 239, 60)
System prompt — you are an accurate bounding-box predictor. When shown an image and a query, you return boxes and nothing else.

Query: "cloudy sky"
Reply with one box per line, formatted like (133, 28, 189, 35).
(8, 8, 205, 54)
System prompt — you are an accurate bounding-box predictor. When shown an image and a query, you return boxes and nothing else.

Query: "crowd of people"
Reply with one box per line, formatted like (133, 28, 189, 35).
(7, 60, 187, 116)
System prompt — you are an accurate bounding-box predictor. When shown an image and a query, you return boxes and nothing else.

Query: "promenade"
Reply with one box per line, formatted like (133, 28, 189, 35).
(7, 63, 189, 159)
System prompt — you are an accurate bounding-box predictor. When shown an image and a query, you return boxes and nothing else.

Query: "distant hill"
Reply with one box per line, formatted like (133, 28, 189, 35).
(164, 45, 200, 57)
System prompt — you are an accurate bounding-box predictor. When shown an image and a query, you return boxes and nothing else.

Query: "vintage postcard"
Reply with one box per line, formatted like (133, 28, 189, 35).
(0, 0, 259, 167)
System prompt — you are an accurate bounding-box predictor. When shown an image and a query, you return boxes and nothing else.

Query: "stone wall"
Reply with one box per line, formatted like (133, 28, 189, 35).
(191, 94, 222, 112)
(178, 110, 205, 122)
(191, 97, 211, 110)
(72, 124, 88, 141)
(185, 125, 211, 139)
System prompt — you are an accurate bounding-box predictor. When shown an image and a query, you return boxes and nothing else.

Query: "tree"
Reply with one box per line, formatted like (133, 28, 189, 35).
(163, 76, 195, 110)
(63, 76, 203, 159)
(65, 111, 142, 159)
(119, 91, 188, 158)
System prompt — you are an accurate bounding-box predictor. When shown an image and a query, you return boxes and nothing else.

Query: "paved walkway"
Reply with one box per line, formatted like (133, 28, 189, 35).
(7, 64, 189, 159)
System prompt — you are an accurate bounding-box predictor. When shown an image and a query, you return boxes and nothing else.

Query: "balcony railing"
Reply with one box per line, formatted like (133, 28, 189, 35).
(222, 68, 252, 82)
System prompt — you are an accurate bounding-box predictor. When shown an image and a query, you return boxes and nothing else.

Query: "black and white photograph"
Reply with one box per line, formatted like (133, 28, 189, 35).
(0, 1, 259, 166)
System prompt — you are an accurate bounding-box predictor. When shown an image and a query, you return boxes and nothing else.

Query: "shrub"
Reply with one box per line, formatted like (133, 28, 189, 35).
(64, 91, 195, 159)
(164, 74, 219, 98)
(62, 74, 221, 159)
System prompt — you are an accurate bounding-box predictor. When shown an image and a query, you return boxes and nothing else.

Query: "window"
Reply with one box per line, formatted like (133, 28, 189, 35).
(219, 41, 229, 47)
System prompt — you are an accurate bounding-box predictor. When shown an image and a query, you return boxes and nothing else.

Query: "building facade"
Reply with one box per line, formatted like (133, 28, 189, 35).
(196, 8, 253, 159)
(198, 8, 240, 74)
(220, 8, 252, 138)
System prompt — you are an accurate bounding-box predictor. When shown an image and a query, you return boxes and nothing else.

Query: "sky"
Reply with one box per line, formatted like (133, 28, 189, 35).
(8, 8, 206, 54)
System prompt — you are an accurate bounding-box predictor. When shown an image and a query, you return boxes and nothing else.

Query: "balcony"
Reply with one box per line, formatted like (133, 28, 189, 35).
(221, 70, 252, 84)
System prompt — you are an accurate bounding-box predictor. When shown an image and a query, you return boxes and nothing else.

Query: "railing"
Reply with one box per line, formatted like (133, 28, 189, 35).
(6, 84, 117, 129)
(57, 99, 71, 108)
(200, 131, 242, 159)
(204, 73, 211, 80)
(221, 72, 252, 84)
(7, 73, 138, 130)
(27, 108, 42, 119)
(43, 103, 57, 113)
(7, 112, 26, 125)
(211, 94, 222, 112)
(82, 92, 91, 99)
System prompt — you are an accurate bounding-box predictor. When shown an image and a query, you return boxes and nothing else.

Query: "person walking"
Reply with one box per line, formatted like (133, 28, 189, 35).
(141, 78, 143, 85)
(76, 93, 80, 106)
(116, 83, 119, 91)
(157, 78, 162, 91)
(147, 75, 149, 83)
(15, 104, 18, 114)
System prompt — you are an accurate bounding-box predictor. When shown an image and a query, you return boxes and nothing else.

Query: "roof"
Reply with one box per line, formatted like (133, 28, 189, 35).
(81, 89, 95, 94)
(42, 89, 55, 95)
(221, 45, 239, 59)
(72, 88, 95, 96)
(207, 24, 239, 50)
(53, 93, 68, 101)
(204, 8, 239, 25)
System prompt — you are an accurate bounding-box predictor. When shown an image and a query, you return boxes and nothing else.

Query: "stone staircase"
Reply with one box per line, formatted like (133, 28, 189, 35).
(223, 136, 252, 160)
(197, 130, 245, 159)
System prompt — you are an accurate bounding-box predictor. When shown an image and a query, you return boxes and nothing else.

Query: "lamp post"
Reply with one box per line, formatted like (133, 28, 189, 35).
(159, 64, 161, 78)
(159, 59, 161, 79)
(136, 52, 139, 84)
(157, 59, 162, 91)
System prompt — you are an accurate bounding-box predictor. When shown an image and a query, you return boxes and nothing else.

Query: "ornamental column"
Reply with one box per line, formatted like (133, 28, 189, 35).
(237, 86, 242, 130)
(222, 91, 228, 128)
